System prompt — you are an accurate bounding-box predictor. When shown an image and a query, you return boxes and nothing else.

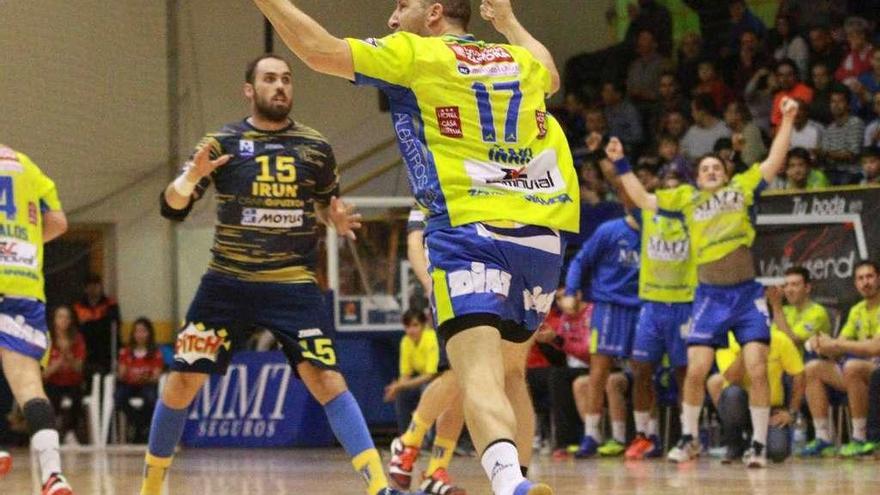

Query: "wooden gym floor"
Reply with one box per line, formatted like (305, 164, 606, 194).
(1, 447, 878, 494)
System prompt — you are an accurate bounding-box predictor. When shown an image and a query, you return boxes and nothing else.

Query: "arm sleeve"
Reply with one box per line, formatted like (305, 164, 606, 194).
(423, 331, 439, 375)
(839, 307, 858, 340)
(655, 184, 693, 212)
(312, 141, 340, 206)
(399, 339, 412, 377)
(345, 32, 418, 87)
(732, 163, 765, 196)
(19, 153, 62, 211)
(564, 226, 605, 296)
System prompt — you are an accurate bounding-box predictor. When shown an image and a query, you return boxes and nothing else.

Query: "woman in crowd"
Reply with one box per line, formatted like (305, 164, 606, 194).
(43, 305, 87, 444)
(115, 317, 164, 443)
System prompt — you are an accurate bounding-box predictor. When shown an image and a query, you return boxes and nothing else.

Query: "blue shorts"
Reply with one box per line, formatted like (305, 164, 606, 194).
(589, 302, 640, 358)
(172, 271, 338, 374)
(632, 302, 691, 367)
(0, 297, 48, 360)
(426, 222, 563, 343)
(688, 280, 770, 348)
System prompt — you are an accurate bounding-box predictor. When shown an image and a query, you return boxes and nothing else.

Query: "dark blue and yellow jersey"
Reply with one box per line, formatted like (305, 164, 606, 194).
(161, 119, 338, 283)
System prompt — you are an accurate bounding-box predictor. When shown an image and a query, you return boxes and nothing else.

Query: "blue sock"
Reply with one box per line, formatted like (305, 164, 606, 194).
(147, 400, 188, 458)
(324, 391, 374, 457)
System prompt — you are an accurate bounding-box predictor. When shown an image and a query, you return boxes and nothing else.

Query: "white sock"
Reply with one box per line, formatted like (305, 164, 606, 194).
(31, 429, 61, 484)
(750, 406, 770, 448)
(681, 404, 701, 438)
(852, 418, 867, 442)
(814, 418, 831, 442)
(648, 417, 659, 437)
(481, 441, 525, 495)
(584, 414, 602, 442)
(612, 420, 626, 443)
(634, 411, 651, 436)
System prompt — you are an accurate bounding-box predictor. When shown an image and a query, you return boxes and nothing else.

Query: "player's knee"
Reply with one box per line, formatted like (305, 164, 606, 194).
(307, 369, 348, 404)
(842, 360, 866, 381)
(804, 360, 822, 379)
(163, 372, 207, 407)
(22, 398, 55, 435)
(631, 361, 653, 382)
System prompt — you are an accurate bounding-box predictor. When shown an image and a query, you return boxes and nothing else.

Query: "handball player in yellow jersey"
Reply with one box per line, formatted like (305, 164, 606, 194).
(252, 1, 580, 493)
(611, 97, 799, 468)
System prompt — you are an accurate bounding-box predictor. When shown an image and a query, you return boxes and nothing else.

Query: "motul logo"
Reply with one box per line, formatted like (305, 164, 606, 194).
(449, 44, 514, 65)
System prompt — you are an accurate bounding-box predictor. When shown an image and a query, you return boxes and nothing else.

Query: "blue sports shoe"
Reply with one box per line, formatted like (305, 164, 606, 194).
(513, 480, 553, 495)
(645, 435, 664, 458)
(798, 438, 835, 458)
(574, 435, 600, 458)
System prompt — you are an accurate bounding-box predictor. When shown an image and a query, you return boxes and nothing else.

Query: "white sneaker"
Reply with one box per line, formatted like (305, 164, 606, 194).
(63, 431, 79, 446)
(743, 442, 767, 468)
(667, 435, 701, 463)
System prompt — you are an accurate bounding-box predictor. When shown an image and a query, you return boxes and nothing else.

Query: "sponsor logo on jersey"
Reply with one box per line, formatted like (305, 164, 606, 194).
(0, 224, 28, 241)
(436, 106, 463, 138)
(523, 286, 554, 313)
(0, 160, 22, 172)
(693, 190, 746, 221)
(264, 143, 285, 151)
(524, 193, 574, 206)
(0, 238, 37, 269)
(297, 328, 323, 339)
(175, 322, 231, 365)
(617, 246, 641, 266)
(362, 37, 380, 48)
(239, 140, 255, 156)
(449, 44, 520, 77)
(0, 313, 48, 350)
(488, 146, 534, 165)
(647, 236, 690, 262)
(241, 208, 304, 228)
(448, 262, 512, 298)
(466, 149, 564, 194)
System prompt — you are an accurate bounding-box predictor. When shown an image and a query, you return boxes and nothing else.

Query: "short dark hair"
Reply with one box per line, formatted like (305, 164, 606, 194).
(785, 266, 812, 284)
(860, 148, 880, 162)
(829, 85, 852, 101)
(855, 259, 880, 275)
(402, 308, 427, 326)
(692, 93, 718, 116)
(775, 58, 799, 78)
(245, 53, 290, 84)
(424, 0, 471, 29)
(602, 79, 626, 96)
(787, 147, 814, 167)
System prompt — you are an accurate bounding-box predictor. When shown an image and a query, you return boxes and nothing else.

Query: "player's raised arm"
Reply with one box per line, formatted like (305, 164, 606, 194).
(479, 0, 560, 94)
(606, 137, 659, 212)
(163, 145, 230, 211)
(760, 97, 798, 182)
(252, 0, 354, 80)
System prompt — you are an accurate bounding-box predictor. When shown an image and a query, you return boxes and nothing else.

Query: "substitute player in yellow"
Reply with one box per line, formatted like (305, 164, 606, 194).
(252, 1, 579, 493)
(611, 97, 799, 468)
(0, 145, 72, 494)
(765, 266, 831, 351)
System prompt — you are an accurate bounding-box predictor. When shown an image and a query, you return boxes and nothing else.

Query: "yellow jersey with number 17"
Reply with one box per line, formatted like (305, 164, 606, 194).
(346, 32, 579, 233)
(0, 146, 62, 302)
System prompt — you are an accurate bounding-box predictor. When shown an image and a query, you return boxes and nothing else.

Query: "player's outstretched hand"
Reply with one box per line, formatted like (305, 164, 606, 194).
(480, 0, 515, 31)
(780, 96, 798, 121)
(604, 137, 625, 162)
(329, 197, 362, 241)
(188, 145, 231, 180)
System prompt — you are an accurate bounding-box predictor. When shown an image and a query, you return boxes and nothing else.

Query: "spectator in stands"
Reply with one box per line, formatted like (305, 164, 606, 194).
(716, 137, 747, 176)
(681, 94, 732, 161)
(707, 328, 805, 463)
(564, 148, 625, 258)
(819, 86, 866, 184)
(682, 0, 731, 58)
(74, 273, 121, 380)
(539, 289, 591, 450)
(727, 0, 765, 54)
(791, 99, 825, 151)
(693, 60, 735, 111)
(115, 317, 164, 443)
(780, 1, 848, 35)
(657, 110, 690, 144)
(656, 134, 685, 167)
(601, 80, 644, 151)
(624, 0, 674, 58)
(724, 100, 767, 166)
(861, 149, 880, 185)
(836, 17, 875, 87)
(766, 267, 832, 349)
(772, 59, 815, 129)
(769, 15, 809, 79)
(771, 147, 830, 191)
(659, 157, 695, 187)
(809, 62, 846, 125)
(854, 50, 880, 119)
(43, 305, 87, 445)
(866, 92, 880, 149)
(744, 67, 776, 134)
(385, 309, 439, 435)
(526, 325, 562, 454)
(802, 260, 880, 458)
(727, 30, 772, 95)
(562, 87, 590, 147)
(808, 27, 845, 78)
(585, 108, 608, 141)
(650, 72, 690, 130)
(627, 30, 671, 107)
(676, 32, 704, 97)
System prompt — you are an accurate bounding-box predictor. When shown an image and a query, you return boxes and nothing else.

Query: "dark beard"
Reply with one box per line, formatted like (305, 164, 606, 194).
(255, 97, 292, 123)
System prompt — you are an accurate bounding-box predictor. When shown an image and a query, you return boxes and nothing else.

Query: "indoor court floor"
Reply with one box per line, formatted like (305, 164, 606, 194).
(2, 447, 879, 495)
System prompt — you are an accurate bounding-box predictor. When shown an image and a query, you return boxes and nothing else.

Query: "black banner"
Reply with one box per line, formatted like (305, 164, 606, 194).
(754, 186, 880, 323)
